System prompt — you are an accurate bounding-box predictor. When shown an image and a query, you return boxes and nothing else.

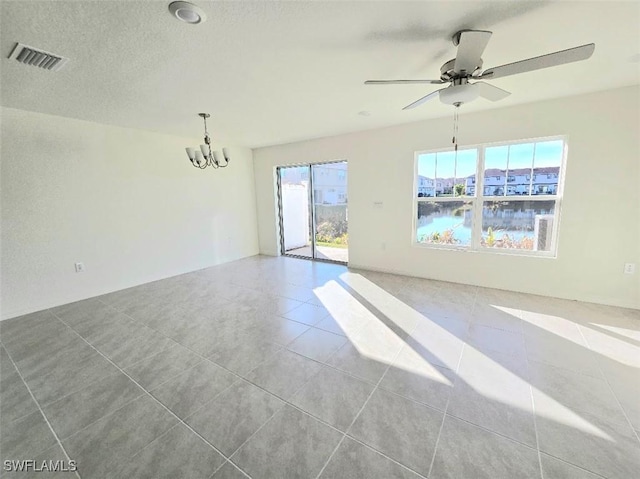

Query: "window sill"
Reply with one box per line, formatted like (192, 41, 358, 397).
(412, 242, 557, 259)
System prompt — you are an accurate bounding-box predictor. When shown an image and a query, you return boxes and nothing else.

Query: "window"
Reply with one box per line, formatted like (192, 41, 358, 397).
(415, 137, 565, 256)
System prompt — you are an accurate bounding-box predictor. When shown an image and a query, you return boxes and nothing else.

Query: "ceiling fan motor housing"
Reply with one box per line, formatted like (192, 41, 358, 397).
(440, 58, 483, 81)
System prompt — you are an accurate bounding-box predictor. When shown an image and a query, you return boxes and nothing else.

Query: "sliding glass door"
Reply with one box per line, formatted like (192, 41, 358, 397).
(277, 161, 348, 263)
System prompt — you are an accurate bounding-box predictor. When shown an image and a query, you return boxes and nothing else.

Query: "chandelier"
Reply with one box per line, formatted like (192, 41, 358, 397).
(184, 113, 230, 169)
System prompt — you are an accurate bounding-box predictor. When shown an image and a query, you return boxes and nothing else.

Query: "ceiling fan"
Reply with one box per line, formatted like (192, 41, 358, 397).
(365, 30, 595, 110)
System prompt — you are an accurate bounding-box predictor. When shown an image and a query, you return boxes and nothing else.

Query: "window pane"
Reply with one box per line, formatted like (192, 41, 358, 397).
(435, 151, 456, 197)
(484, 145, 508, 196)
(455, 149, 477, 197)
(533, 140, 562, 195)
(481, 200, 556, 251)
(507, 143, 534, 196)
(417, 200, 474, 246)
(417, 153, 436, 198)
(418, 149, 478, 198)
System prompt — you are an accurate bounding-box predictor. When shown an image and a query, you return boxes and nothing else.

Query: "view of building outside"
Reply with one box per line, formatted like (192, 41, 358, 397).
(416, 139, 563, 252)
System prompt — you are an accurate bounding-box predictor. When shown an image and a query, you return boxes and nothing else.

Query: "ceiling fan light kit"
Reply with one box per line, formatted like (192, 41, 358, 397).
(366, 30, 595, 109)
(184, 113, 230, 170)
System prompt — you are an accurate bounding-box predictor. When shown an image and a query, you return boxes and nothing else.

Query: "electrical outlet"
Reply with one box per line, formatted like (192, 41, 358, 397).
(75, 262, 85, 273)
(623, 263, 636, 274)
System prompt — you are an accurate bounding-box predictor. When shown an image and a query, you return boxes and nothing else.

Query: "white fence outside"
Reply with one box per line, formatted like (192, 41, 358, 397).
(282, 183, 310, 251)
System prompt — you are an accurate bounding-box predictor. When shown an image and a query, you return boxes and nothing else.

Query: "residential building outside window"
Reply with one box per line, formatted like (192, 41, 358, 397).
(414, 137, 565, 256)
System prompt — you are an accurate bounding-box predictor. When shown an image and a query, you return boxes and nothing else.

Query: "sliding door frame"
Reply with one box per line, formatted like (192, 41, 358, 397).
(276, 160, 347, 265)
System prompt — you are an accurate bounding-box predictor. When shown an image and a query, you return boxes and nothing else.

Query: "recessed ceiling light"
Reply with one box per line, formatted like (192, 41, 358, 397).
(168, 1, 206, 24)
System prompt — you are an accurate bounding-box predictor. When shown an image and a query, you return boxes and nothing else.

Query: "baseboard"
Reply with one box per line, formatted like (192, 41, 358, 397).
(347, 262, 639, 312)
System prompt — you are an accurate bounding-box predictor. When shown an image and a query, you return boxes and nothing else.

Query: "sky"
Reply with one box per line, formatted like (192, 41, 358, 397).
(418, 140, 563, 178)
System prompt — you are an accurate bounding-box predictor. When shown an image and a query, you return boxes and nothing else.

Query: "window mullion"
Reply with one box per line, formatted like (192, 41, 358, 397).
(472, 146, 486, 251)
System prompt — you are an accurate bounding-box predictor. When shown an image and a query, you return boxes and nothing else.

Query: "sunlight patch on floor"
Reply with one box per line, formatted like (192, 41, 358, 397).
(315, 273, 615, 442)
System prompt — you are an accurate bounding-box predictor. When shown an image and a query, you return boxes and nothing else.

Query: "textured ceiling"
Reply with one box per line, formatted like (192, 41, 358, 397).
(1, 1, 639, 148)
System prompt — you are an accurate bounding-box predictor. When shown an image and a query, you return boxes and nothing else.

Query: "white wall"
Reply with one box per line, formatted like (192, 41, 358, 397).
(254, 86, 640, 309)
(1, 107, 259, 319)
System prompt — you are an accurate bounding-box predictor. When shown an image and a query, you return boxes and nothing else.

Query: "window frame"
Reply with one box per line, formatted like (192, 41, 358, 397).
(413, 135, 567, 258)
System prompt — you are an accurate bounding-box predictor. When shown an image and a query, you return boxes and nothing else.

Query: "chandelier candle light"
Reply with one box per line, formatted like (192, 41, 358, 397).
(185, 113, 230, 169)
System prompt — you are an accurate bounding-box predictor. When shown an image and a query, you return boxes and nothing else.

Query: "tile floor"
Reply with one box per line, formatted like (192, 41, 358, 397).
(1, 255, 639, 478)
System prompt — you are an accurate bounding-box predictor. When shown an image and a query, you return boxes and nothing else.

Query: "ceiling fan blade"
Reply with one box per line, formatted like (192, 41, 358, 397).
(474, 81, 510, 101)
(479, 43, 595, 79)
(402, 88, 445, 110)
(453, 30, 492, 74)
(364, 79, 445, 85)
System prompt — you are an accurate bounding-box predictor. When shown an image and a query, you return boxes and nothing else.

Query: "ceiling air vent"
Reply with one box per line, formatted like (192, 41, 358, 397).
(8, 43, 69, 72)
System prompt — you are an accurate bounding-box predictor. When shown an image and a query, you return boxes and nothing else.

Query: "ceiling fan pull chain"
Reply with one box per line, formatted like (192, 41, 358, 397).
(452, 104, 460, 152)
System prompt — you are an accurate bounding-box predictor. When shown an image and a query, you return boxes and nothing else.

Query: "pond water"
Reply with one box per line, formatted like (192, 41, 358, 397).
(417, 216, 534, 245)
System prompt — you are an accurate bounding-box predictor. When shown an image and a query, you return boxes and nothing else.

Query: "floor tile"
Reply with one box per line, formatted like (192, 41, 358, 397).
(290, 366, 374, 431)
(378, 344, 456, 410)
(0, 347, 39, 425)
(0, 410, 58, 461)
(536, 407, 640, 479)
(349, 388, 443, 477)
(51, 298, 118, 331)
(0, 310, 61, 346)
(14, 337, 96, 383)
(232, 404, 342, 479)
(117, 424, 225, 479)
(149, 361, 236, 419)
(185, 379, 285, 457)
(407, 321, 467, 371)
(529, 361, 629, 428)
(43, 372, 144, 439)
(430, 415, 540, 479)
(446, 378, 536, 447)
(457, 346, 530, 385)
(313, 312, 368, 337)
(520, 309, 586, 343)
(471, 303, 523, 333)
(5, 326, 77, 369)
(524, 334, 601, 377)
(580, 324, 640, 367)
(124, 342, 203, 390)
(211, 461, 249, 479)
(540, 453, 602, 478)
(62, 305, 131, 342)
(319, 437, 423, 479)
(286, 327, 348, 362)
(244, 349, 323, 400)
(25, 351, 119, 407)
(206, 338, 282, 376)
(253, 296, 306, 316)
(467, 324, 526, 358)
(249, 315, 310, 346)
(326, 342, 391, 383)
(62, 394, 178, 479)
(603, 363, 640, 430)
(282, 303, 330, 326)
(87, 317, 171, 369)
